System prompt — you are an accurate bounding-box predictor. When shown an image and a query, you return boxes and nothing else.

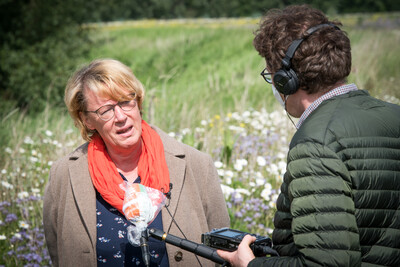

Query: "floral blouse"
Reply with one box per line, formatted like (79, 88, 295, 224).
(96, 176, 169, 266)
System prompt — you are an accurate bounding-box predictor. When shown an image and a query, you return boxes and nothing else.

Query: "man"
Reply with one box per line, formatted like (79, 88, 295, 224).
(218, 5, 400, 267)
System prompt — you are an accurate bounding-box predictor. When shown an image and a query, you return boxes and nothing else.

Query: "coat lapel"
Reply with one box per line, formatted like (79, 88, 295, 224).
(68, 145, 97, 250)
(162, 152, 186, 230)
(153, 127, 187, 231)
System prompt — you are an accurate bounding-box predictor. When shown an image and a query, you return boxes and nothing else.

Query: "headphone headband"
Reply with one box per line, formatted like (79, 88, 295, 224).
(282, 23, 339, 69)
(273, 23, 340, 95)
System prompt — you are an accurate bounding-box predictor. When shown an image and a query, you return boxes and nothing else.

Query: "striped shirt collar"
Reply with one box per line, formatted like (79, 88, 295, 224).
(296, 83, 358, 128)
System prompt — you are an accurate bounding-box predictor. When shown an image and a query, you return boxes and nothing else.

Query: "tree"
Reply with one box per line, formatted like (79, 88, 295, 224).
(0, 0, 92, 115)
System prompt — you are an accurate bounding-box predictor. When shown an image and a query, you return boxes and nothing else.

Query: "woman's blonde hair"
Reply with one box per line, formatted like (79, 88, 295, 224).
(64, 59, 145, 141)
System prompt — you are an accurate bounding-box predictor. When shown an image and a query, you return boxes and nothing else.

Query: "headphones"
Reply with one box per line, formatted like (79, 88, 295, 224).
(273, 23, 340, 95)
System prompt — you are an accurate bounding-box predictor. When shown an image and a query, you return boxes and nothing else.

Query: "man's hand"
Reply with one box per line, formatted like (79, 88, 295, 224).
(217, 235, 256, 267)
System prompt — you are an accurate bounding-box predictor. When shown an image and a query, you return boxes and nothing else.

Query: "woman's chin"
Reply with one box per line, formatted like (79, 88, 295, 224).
(117, 134, 141, 150)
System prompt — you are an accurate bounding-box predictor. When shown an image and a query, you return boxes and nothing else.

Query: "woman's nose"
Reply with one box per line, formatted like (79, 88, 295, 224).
(114, 105, 127, 121)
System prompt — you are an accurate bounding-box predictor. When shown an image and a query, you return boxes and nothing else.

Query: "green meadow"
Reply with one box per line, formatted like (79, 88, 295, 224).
(1, 14, 399, 265)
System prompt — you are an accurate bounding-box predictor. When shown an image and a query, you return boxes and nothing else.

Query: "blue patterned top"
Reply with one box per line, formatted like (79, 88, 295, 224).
(96, 176, 169, 266)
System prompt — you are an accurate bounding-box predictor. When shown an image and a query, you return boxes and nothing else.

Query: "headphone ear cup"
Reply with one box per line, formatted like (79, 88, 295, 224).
(273, 68, 299, 95)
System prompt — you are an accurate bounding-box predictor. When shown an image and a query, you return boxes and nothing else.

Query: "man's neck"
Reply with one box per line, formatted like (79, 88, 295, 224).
(287, 83, 345, 118)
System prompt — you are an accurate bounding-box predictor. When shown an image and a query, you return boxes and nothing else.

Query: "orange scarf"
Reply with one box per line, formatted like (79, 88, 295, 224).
(88, 120, 170, 214)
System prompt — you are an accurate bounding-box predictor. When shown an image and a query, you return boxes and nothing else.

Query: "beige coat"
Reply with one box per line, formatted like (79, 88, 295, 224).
(43, 126, 230, 266)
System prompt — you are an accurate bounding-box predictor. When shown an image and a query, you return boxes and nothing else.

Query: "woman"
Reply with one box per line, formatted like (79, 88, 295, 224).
(43, 59, 230, 266)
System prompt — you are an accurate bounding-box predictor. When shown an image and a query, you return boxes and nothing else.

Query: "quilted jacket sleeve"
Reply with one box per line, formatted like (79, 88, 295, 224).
(249, 141, 361, 267)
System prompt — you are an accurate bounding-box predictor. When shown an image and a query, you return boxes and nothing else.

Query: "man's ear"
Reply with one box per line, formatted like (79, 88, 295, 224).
(79, 111, 95, 130)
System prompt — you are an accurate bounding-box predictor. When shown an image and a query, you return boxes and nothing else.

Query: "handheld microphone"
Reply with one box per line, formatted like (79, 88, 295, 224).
(148, 228, 229, 266)
(140, 230, 151, 267)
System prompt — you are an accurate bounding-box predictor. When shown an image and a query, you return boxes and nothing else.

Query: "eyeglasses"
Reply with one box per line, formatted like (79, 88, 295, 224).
(85, 93, 137, 121)
(260, 68, 273, 84)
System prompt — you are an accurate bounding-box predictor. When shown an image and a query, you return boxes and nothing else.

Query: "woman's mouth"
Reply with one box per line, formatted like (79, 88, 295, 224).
(116, 126, 133, 135)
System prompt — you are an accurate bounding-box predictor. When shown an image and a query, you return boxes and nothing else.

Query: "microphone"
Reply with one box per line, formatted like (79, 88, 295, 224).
(140, 230, 151, 267)
(148, 228, 229, 266)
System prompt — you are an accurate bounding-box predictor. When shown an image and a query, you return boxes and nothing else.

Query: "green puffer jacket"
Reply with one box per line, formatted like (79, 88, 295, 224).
(249, 90, 400, 267)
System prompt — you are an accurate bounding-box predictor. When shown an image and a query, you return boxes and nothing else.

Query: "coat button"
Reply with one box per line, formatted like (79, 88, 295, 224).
(174, 251, 183, 262)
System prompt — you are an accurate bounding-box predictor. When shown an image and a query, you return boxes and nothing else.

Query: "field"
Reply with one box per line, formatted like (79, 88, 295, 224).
(1, 14, 400, 266)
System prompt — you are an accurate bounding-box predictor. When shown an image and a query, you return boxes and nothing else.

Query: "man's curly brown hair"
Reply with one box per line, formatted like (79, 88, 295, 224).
(253, 5, 352, 94)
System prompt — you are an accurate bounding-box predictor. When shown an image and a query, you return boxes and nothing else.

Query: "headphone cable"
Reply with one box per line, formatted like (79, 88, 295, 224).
(284, 95, 299, 129)
(164, 182, 203, 266)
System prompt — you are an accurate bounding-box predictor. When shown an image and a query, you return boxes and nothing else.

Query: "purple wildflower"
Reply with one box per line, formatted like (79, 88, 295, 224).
(235, 211, 243, 218)
(5, 213, 18, 223)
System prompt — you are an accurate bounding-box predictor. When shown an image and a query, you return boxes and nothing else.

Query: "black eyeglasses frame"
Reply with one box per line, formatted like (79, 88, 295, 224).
(260, 68, 273, 84)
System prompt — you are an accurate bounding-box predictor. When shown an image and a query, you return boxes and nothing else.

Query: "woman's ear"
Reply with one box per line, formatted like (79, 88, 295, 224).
(79, 111, 95, 130)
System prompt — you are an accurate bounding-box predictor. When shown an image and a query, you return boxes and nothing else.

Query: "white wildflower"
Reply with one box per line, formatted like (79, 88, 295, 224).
(45, 130, 53, 137)
(24, 136, 34, 144)
(181, 128, 191, 135)
(278, 161, 287, 174)
(236, 159, 248, 169)
(13, 233, 21, 239)
(255, 177, 265, 186)
(233, 160, 244, 172)
(256, 156, 267, 167)
(225, 170, 234, 178)
(276, 152, 286, 159)
(17, 191, 29, 199)
(195, 127, 205, 133)
(0, 235, 6, 240)
(18, 221, 30, 229)
(235, 188, 250, 196)
(220, 184, 235, 199)
(261, 183, 272, 201)
(214, 161, 223, 168)
(231, 112, 241, 121)
(269, 194, 279, 209)
(267, 163, 279, 175)
(242, 111, 251, 118)
(5, 147, 12, 154)
(1, 181, 13, 189)
(32, 188, 40, 194)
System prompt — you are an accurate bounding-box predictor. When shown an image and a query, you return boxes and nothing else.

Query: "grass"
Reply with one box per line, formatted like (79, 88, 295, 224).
(348, 28, 400, 98)
(1, 14, 400, 266)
